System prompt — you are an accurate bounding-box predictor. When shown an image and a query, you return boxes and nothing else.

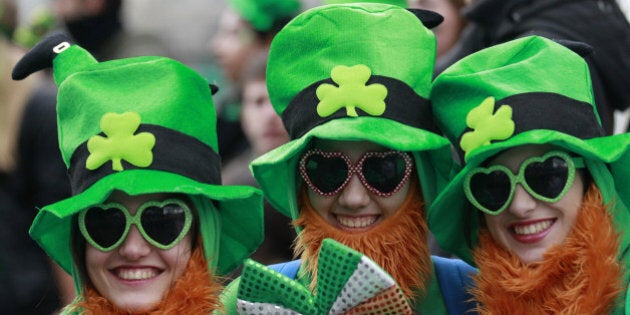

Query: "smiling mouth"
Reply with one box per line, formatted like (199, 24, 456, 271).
(335, 215, 379, 229)
(114, 268, 161, 281)
(511, 219, 554, 235)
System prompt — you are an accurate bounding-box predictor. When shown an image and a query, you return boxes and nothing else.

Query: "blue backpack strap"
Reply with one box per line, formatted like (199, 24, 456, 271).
(267, 259, 302, 279)
(432, 256, 478, 314)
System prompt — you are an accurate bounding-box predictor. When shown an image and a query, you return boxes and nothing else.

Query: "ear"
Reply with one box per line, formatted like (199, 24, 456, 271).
(12, 32, 74, 80)
(406, 8, 444, 29)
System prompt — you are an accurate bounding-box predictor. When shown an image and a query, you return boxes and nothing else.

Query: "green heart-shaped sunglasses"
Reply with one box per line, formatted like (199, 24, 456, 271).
(79, 198, 193, 252)
(464, 150, 585, 215)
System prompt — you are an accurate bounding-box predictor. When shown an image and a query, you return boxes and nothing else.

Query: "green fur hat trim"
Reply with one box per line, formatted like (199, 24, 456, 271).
(251, 3, 451, 220)
(12, 34, 264, 277)
(428, 36, 630, 264)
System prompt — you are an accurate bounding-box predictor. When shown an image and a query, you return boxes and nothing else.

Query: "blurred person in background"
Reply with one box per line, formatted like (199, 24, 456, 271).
(435, 0, 630, 136)
(222, 49, 295, 267)
(51, 0, 169, 61)
(0, 0, 68, 313)
(210, 0, 302, 166)
(408, 0, 467, 61)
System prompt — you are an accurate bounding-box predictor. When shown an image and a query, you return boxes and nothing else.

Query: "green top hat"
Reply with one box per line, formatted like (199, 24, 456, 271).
(251, 3, 451, 220)
(12, 33, 264, 279)
(227, 0, 301, 33)
(428, 35, 630, 265)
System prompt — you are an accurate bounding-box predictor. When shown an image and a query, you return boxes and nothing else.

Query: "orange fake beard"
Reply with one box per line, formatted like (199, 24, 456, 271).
(470, 183, 624, 314)
(71, 243, 223, 315)
(293, 179, 431, 301)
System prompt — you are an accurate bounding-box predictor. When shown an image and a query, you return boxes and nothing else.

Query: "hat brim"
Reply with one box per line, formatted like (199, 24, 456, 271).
(252, 117, 452, 219)
(30, 170, 263, 275)
(428, 130, 630, 265)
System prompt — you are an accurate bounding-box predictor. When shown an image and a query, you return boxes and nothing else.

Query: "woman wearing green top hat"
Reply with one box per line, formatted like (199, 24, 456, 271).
(11, 33, 264, 314)
(429, 35, 630, 314)
(219, 3, 477, 315)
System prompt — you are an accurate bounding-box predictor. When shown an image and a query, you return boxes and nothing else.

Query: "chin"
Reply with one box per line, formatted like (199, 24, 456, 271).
(112, 296, 160, 312)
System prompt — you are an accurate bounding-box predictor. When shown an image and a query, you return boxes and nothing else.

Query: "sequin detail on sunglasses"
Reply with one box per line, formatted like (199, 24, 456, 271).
(299, 149, 413, 198)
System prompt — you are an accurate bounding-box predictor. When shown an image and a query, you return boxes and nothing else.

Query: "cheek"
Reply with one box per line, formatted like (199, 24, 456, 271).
(163, 234, 193, 276)
(307, 189, 332, 218)
(483, 213, 506, 243)
(379, 181, 411, 217)
(85, 245, 110, 282)
(556, 178, 585, 226)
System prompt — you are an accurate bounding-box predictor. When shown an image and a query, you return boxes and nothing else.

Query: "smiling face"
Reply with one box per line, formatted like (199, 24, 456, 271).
(482, 145, 585, 263)
(84, 191, 193, 312)
(304, 140, 412, 232)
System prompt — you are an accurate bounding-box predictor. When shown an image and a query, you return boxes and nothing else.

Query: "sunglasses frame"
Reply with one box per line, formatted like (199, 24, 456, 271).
(78, 198, 193, 252)
(299, 148, 413, 198)
(464, 150, 585, 215)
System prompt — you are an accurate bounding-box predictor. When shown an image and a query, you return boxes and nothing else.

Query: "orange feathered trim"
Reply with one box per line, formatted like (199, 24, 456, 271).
(71, 243, 223, 314)
(470, 184, 623, 314)
(294, 178, 432, 301)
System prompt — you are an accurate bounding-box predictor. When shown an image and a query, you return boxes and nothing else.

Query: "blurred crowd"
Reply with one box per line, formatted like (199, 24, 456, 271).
(1, 0, 629, 313)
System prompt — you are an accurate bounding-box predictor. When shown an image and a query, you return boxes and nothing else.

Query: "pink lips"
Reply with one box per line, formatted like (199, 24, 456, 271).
(509, 219, 555, 244)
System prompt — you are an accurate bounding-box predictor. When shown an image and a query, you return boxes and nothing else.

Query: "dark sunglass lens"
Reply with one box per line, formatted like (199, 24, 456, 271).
(305, 154, 348, 193)
(525, 156, 569, 199)
(362, 154, 406, 194)
(84, 207, 126, 248)
(141, 203, 187, 246)
(469, 170, 511, 211)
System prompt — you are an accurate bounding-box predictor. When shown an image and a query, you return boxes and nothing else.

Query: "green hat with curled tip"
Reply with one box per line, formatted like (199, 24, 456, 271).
(11, 33, 264, 282)
(428, 35, 630, 265)
(251, 3, 452, 220)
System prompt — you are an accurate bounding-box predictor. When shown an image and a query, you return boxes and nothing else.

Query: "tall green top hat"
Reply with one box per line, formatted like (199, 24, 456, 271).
(251, 3, 452, 220)
(428, 35, 630, 264)
(227, 0, 301, 33)
(12, 33, 264, 277)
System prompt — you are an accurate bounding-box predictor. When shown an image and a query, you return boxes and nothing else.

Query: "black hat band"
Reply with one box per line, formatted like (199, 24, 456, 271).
(282, 75, 439, 139)
(456, 92, 605, 160)
(69, 124, 221, 194)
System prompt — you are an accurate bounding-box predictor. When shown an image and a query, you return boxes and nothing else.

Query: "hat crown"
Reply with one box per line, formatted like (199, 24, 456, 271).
(431, 36, 601, 161)
(268, 3, 437, 117)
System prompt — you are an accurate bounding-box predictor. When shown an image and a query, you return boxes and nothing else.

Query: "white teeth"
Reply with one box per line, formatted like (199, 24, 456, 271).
(337, 215, 377, 228)
(513, 220, 552, 235)
(117, 268, 158, 280)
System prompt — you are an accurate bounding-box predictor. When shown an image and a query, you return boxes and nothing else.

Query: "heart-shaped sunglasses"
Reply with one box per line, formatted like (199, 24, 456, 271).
(464, 150, 585, 215)
(299, 149, 413, 198)
(79, 198, 193, 252)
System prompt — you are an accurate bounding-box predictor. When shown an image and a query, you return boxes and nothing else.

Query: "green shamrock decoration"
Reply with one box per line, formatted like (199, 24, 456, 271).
(460, 96, 515, 157)
(86, 112, 156, 171)
(316, 64, 387, 117)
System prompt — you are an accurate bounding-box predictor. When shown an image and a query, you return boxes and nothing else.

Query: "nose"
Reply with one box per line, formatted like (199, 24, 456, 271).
(506, 184, 537, 217)
(118, 225, 151, 260)
(337, 173, 371, 210)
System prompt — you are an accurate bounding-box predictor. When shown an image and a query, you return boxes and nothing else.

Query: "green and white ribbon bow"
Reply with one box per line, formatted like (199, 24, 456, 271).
(236, 238, 412, 314)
